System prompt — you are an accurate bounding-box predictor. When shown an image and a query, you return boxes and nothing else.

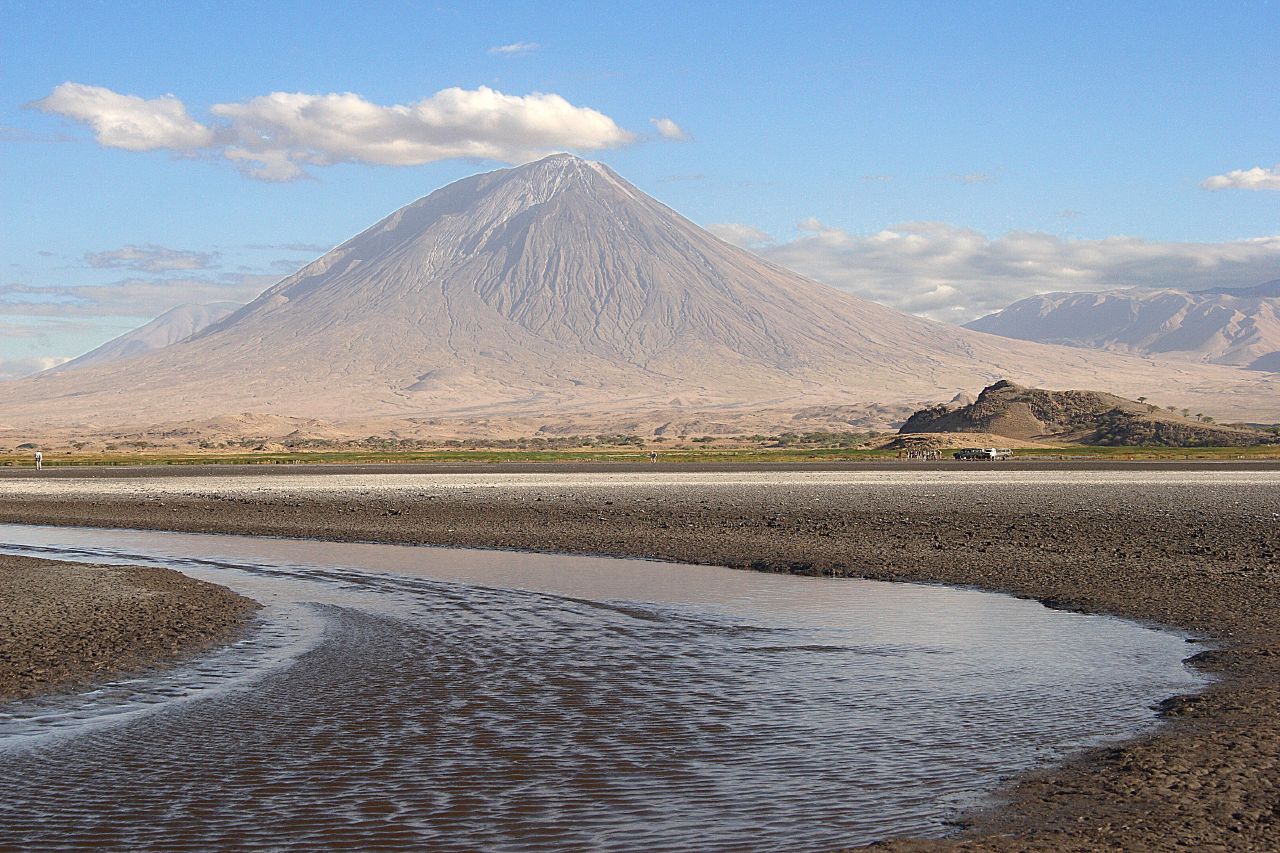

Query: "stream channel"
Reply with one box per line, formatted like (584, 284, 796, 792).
(0, 524, 1205, 851)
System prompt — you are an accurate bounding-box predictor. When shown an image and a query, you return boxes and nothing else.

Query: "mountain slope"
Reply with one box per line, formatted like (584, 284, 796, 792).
(0, 154, 1276, 433)
(53, 302, 242, 372)
(965, 283, 1280, 370)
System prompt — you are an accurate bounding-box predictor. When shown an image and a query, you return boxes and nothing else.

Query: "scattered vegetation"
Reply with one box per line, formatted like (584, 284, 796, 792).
(4, 440, 1279, 469)
(771, 431, 879, 448)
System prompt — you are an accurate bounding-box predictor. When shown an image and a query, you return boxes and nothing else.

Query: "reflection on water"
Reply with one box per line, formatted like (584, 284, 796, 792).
(0, 525, 1204, 851)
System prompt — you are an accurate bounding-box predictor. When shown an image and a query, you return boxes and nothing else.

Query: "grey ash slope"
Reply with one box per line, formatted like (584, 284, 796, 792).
(3, 154, 1276, 430)
(966, 282, 1280, 371)
(53, 302, 242, 373)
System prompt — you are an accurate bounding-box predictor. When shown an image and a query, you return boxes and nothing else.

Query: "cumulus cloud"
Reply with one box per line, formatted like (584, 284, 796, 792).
(85, 244, 219, 273)
(32, 82, 637, 181)
(212, 87, 635, 180)
(488, 42, 539, 55)
(1202, 166, 1280, 191)
(714, 219, 1280, 322)
(650, 117, 689, 141)
(31, 82, 214, 151)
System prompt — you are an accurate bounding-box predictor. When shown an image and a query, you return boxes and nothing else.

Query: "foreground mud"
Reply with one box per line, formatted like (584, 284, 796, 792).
(0, 467, 1276, 850)
(0, 555, 258, 701)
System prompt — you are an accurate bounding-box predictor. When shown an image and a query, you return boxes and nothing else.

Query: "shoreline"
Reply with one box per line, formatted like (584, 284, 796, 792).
(0, 468, 1276, 849)
(4, 458, 1280, 480)
(0, 554, 259, 702)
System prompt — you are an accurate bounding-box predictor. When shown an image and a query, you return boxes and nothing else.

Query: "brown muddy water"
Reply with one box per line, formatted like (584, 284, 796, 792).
(0, 524, 1205, 851)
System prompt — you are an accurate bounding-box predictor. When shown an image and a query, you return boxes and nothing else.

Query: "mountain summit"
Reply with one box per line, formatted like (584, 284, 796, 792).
(6, 154, 1276, 431)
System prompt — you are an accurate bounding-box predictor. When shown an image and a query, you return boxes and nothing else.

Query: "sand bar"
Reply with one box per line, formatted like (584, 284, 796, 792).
(0, 555, 258, 701)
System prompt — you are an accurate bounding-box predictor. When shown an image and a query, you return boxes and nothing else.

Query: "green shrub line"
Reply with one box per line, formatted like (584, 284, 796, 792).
(3, 442, 1279, 468)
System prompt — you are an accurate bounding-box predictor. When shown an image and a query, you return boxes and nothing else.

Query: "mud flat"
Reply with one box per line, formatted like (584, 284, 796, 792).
(0, 467, 1277, 850)
(0, 554, 258, 701)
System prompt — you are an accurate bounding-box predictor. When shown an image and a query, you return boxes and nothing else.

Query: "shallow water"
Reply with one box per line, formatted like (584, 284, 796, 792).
(0, 524, 1204, 851)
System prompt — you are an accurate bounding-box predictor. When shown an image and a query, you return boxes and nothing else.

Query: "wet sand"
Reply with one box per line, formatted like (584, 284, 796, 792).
(0, 465, 1277, 850)
(0, 554, 258, 701)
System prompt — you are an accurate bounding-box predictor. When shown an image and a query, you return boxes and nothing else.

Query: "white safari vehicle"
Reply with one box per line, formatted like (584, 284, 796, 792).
(953, 447, 1014, 461)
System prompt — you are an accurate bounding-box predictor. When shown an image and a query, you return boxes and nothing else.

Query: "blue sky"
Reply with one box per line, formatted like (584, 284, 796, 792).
(2, 1, 1278, 375)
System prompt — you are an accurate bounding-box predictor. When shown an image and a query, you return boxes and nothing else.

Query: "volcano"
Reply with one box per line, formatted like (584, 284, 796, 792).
(5, 154, 1276, 434)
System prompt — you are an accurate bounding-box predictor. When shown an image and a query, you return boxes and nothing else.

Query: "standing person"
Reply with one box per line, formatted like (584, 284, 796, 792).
(34, 450, 42, 471)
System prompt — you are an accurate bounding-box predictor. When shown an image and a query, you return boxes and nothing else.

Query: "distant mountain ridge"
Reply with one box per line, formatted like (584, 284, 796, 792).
(54, 302, 242, 373)
(965, 281, 1280, 371)
(2, 154, 1276, 435)
(1196, 279, 1280, 298)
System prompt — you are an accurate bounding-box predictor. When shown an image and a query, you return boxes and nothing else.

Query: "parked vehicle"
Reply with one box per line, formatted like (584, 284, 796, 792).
(953, 447, 1013, 460)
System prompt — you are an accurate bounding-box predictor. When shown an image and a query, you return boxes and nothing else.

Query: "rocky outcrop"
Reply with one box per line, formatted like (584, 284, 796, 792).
(900, 380, 1278, 446)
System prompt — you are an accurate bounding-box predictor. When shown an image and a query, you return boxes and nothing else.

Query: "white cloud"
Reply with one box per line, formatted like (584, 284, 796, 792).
(31, 82, 637, 181)
(650, 117, 689, 141)
(488, 42, 540, 55)
(0, 354, 71, 381)
(212, 88, 635, 180)
(0, 275, 274, 318)
(86, 244, 219, 273)
(714, 219, 1280, 322)
(706, 223, 774, 248)
(1202, 166, 1280, 191)
(32, 82, 214, 151)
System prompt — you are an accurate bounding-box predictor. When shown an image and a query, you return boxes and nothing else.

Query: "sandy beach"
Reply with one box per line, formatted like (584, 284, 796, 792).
(0, 463, 1276, 850)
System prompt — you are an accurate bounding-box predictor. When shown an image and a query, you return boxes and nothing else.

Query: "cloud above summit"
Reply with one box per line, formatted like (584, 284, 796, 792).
(33, 82, 637, 181)
(714, 219, 1280, 321)
(487, 42, 540, 55)
(31, 83, 214, 151)
(650, 117, 689, 141)
(1201, 165, 1280, 191)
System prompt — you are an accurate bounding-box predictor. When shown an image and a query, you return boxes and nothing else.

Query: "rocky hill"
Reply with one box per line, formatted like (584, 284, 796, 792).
(0, 154, 1276, 437)
(965, 282, 1280, 371)
(900, 380, 1278, 447)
